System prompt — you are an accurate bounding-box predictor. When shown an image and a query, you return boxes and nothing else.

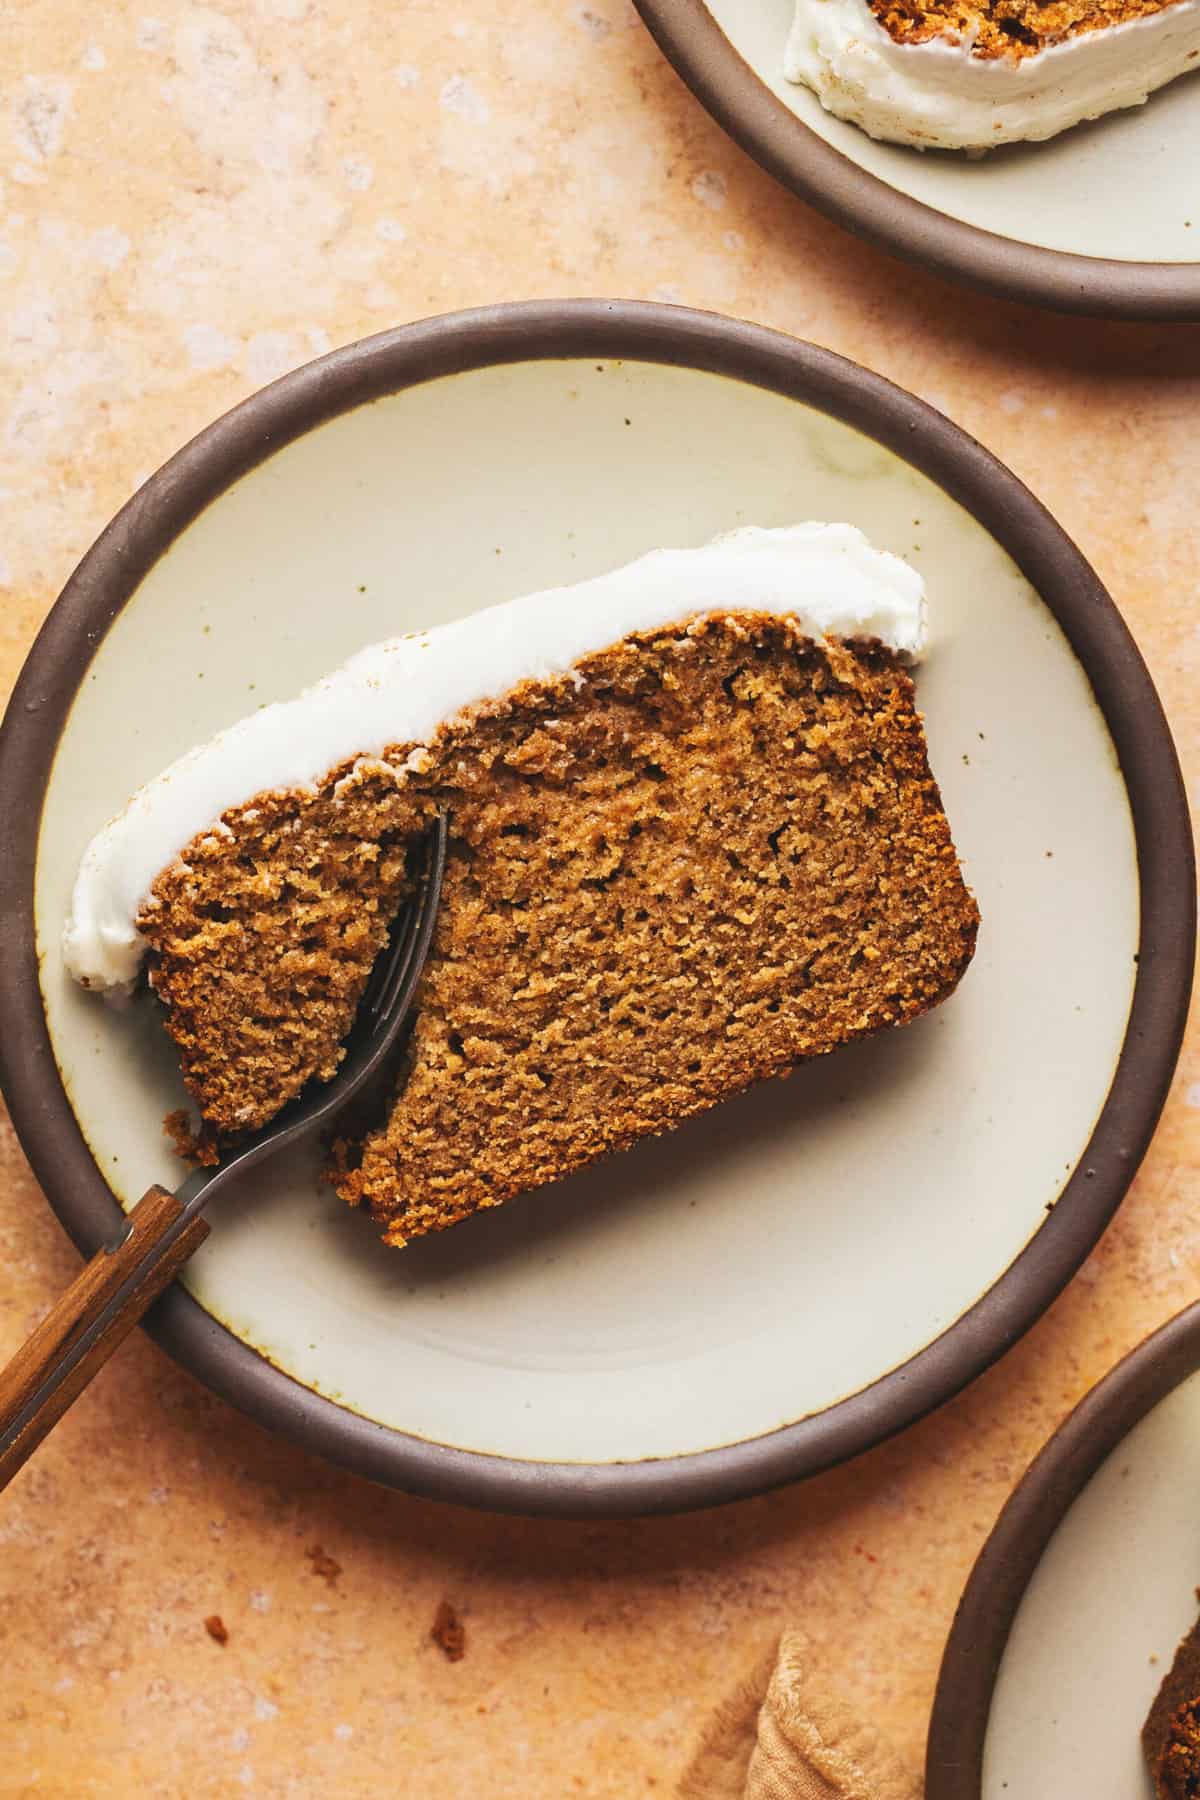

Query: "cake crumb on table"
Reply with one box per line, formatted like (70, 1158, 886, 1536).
(306, 1545, 342, 1586)
(1143, 1615, 1200, 1794)
(431, 1600, 466, 1662)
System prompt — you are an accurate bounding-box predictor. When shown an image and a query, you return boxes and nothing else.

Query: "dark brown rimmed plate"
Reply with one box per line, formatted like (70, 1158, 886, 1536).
(0, 300, 1192, 1515)
(927, 1302, 1200, 1796)
(635, 0, 1200, 320)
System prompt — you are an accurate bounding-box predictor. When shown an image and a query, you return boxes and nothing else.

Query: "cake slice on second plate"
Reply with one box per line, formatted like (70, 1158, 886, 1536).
(784, 0, 1200, 149)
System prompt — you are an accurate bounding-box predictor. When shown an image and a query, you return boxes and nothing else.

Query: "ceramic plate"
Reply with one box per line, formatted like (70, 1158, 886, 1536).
(0, 302, 1191, 1514)
(635, 0, 1200, 318)
(927, 1303, 1200, 1797)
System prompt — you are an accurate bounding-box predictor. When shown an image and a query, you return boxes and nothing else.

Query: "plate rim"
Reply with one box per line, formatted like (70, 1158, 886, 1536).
(0, 298, 1193, 1516)
(924, 1300, 1200, 1797)
(634, 0, 1200, 322)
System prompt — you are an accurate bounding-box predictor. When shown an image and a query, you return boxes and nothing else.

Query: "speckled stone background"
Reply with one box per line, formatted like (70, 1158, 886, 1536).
(1, 3, 1197, 1795)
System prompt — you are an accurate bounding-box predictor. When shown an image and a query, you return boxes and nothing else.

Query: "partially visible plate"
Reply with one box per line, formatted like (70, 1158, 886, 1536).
(0, 302, 1192, 1514)
(927, 1303, 1200, 1798)
(636, 0, 1200, 318)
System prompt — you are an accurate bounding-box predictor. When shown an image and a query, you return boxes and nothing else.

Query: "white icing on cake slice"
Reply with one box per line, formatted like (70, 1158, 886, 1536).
(63, 523, 926, 993)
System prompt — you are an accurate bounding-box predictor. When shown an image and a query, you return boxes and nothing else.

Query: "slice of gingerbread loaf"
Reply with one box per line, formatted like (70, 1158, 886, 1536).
(65, 524, 979, 1245)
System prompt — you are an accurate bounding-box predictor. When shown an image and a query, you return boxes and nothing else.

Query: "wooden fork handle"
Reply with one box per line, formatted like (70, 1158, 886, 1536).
(0, 1185, 210, 1491)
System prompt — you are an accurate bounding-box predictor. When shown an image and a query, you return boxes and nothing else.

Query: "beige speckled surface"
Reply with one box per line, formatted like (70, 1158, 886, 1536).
(0, 3, 1197, 1795)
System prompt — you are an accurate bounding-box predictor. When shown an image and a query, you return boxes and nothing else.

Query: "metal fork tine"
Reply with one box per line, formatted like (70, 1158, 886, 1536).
(375, 813, 447, 1025)
(356, 813, 445, 1029)
(361, 905, 416, 1024)
(358, 933, 400, 1023)
(376, 899, 426, 1023)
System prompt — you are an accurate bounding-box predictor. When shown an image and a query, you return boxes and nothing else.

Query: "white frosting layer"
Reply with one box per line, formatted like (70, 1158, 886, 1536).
(63, 523, 926, 993)
(784, 0, 1200, 148)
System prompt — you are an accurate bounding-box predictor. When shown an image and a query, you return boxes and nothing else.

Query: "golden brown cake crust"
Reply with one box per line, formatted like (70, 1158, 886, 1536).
(141, 614, 979, 1244)
(868, 0, 1187, 58)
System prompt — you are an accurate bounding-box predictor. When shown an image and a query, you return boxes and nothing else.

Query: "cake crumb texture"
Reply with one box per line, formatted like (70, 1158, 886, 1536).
(1161, 1702, 1200, 1799)
(163, 1107, 219, 1168)
(144, 798, 419, 1137)
(1145, 1617, 1200, 1796)
(869, 0, 1187, 57)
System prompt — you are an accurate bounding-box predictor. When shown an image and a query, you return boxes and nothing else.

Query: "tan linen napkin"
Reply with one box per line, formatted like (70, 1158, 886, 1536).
(678, 1633, 921, 1800)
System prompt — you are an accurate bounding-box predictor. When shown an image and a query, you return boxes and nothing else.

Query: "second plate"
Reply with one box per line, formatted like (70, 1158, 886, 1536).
(636, 0, 1200, 318)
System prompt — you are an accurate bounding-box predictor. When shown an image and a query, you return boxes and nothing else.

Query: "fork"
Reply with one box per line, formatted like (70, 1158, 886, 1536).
(0, 812, 448, 1492)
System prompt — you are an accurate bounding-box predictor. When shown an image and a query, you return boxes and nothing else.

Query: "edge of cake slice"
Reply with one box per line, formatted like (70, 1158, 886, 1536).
(1145, 1613, 1200, 1798)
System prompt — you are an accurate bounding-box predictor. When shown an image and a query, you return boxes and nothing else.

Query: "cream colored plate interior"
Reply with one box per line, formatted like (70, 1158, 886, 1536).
(709, 0, 1200, 263)
(36, 356, 1137, 1464)
(984, 1368, 1200, 1796)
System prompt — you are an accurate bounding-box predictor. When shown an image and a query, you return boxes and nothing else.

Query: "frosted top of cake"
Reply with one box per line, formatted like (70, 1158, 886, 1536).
(784, 0, 1200, 149)
(63, 522, 926, 993)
